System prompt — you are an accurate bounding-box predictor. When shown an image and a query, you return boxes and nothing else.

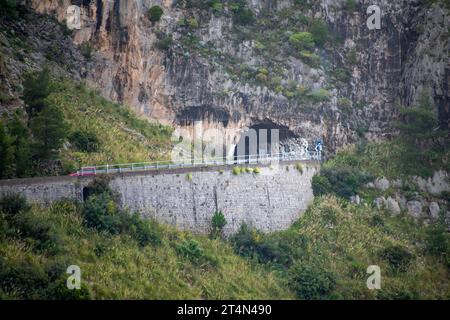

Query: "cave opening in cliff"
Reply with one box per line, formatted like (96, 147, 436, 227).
(233, 121, 297, 161)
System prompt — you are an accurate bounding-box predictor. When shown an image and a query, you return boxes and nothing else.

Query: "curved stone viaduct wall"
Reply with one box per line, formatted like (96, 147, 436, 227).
(0, 162, 319, 235)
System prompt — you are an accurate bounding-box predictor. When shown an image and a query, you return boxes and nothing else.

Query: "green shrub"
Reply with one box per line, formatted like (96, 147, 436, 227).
(210, 0, 223, 13)
(22, 67, 52, 116)
(308, 88, 331, 103)
(186, 17, 199, 29)
(0, 256, 50, 299)
(230, 224, 261, 258)
(148, 5, 164, 22)
(309, 19, 329, 47)
(299, 50, 321, 67)
(210, 210, 227, 238)
(83, 176, 115, 201)
(0, 0, 18, 18)
(312, 175, 332, 196)
(0, 194, 30, 216)
(338, 97, 352, 108)
(69, 130, 100, 153)
(289, 32, 315, 51)
(8, 210, 62, 254)
(0, 122, 14, 178)
(377, 286, 419, 300)
(124, 213, 163, 247)
(46, 280, 92, 300)
(232, 6, 254, 25)
(332, 68, 351, 84)
(155, 35, 173, 51)
(230, 224, 307, 267)
(289, 262, 337, 299)
(82, 193, 121, 234)
(379, 245, 413, 273)
(346, 48, 357, 65)
(396, 93, 442, 142)
(295, 163, 303, 174)
(253, 167, 261, 174)
(176, 239, 217, 267)
(424, 225, 449, 259)
(79, 42, 92, 60)
(312, 167, 372, 199)
(344, 0, 358, 11)
(369, 214, 385, 228)
(232, 166, 242, 175)
(30, 104, 68, 160)
(82, 182, 161, 246)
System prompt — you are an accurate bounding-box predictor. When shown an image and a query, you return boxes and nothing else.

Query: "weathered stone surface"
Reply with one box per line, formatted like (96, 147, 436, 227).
(386, 197, 401, 215)
(350, 194, 361, 205)
(0, 163, 318, 235)
(413, 171, 450, 196)
(429, 202, 440, 220)
(392, 179, 403, 188)
(25, 0, 450, 151)
(407, 200, 423, 219)
(373, 197, 386, 210)
(374, 178, 390, 192)
(396, 195, 407, 210)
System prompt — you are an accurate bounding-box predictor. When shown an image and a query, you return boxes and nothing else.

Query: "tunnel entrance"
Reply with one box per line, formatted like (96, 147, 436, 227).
(233, 121, 298, 161)
(82, 187, 90, 201)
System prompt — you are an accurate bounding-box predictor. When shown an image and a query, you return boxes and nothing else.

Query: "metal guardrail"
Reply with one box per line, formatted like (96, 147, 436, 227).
(78, 151, 322, 176)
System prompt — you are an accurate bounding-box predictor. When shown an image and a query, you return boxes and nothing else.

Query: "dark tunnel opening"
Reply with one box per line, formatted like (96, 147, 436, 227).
(233, 121, 297, 161)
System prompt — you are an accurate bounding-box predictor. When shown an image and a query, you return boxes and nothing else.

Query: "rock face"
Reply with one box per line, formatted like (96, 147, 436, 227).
(429, 202, 440, 220)
(386, 197, 401, 215)
(374, 177, 390, 192)
(413, 171, 450, 195)
(407, 200, 423, 218)
(26, 0, 450, 152)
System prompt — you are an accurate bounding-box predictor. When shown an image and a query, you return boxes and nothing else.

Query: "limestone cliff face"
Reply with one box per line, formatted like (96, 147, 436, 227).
(28, 0, 450, 152)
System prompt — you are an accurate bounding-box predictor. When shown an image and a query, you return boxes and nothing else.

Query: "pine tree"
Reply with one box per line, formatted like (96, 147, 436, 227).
(8, 112, 32, 177)
(30, 104, 67, 160)
(396, 93, 443, 142)
(22, 67, 52, 116)
(0, 122, 15, 178)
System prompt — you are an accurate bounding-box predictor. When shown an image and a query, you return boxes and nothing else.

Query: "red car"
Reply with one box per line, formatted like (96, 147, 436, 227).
(69, 167, 97, 177)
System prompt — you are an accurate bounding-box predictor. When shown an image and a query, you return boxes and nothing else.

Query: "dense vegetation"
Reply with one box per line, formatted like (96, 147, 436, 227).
(0, 68, 172, 178)
(0, 0, 449, 301)
(230, 195, 449, 299)
(312, 94, 449, 201)
(1, 174, 448, 299)
(0, 181, 291, 299)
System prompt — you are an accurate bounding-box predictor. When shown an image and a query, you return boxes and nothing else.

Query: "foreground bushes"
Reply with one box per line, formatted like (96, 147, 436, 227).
(312, 167, 372, 199)
(0, 194, 61, 254)
(82, 178, 162, 247)
(230, 224, 307, 268)
(289, 262, 337, 300)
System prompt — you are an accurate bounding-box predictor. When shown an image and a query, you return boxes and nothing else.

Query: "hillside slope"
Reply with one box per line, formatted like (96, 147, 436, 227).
(0, 6, 172, 178)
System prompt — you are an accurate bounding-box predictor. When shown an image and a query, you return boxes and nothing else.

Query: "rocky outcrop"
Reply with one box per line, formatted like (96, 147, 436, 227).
(413, 170, 450, 195)
(24, 0, 450, 152)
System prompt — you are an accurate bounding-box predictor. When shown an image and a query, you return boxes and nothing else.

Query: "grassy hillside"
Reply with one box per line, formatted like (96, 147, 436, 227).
(0, 71, 173, 178)
(0, 187, 292, 300)
(230, 195, 449, 299)
(49, 79, 173, 171)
